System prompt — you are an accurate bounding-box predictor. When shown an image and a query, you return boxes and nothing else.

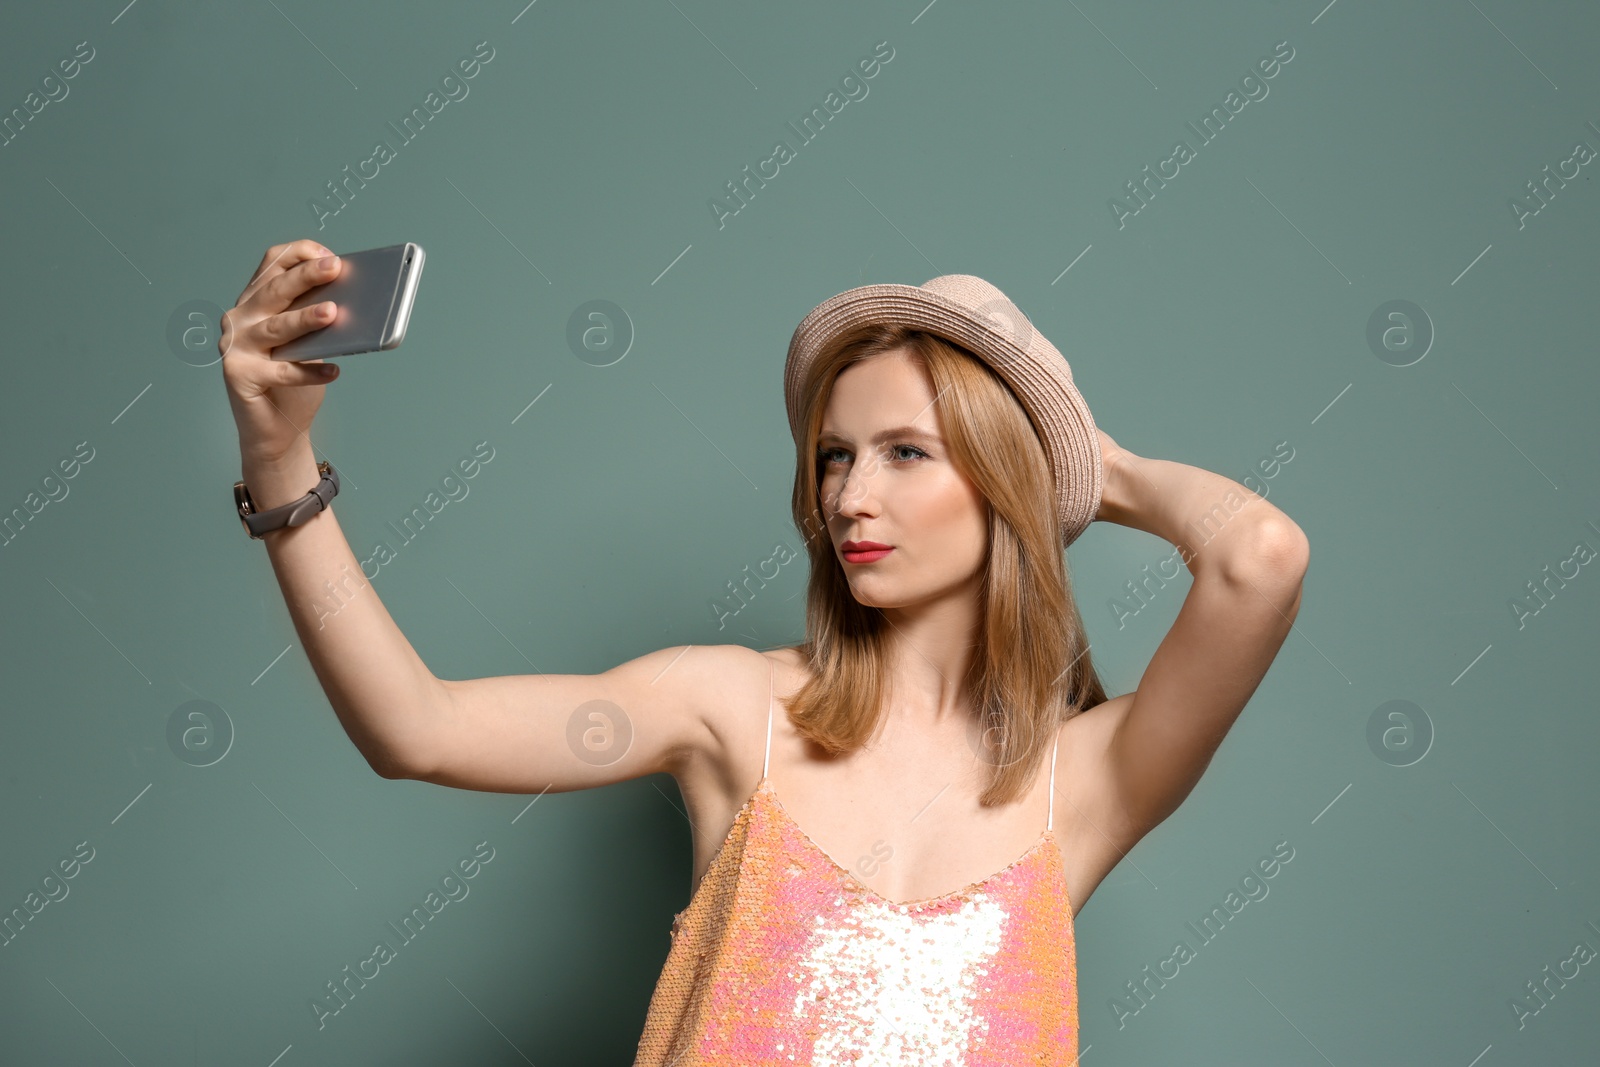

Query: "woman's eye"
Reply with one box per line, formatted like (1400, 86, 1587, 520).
(817, 444, 927, 466)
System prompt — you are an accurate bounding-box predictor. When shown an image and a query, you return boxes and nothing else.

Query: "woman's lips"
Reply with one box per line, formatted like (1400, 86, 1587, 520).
(842, 545, 894, 564)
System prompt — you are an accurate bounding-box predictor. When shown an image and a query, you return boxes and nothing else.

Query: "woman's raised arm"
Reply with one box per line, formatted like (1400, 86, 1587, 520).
(223, 238, 728, 792)
(1090, 431, 1311, 837)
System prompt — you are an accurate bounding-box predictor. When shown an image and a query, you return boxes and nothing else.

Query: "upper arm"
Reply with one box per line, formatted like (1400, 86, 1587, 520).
(396, 643, 745, 794)
(1105, 517, 1310, 833)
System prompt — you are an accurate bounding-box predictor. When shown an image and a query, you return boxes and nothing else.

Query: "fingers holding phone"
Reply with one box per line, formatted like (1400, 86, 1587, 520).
(271, 243, 425, 362)
(234, 239, 335, 311)
(218, 240, 425, 464)
(220, 239, 349, 464)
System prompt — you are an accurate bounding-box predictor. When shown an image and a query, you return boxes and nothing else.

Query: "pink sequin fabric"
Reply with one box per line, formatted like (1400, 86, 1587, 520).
(634, 670, 1079, 1066)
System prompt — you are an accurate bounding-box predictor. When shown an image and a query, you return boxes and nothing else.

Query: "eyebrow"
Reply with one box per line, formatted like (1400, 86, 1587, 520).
(816, 425, 943, 446)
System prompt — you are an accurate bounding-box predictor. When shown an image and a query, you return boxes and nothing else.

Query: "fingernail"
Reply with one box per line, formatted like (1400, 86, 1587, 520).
(320, 364, 338, 376)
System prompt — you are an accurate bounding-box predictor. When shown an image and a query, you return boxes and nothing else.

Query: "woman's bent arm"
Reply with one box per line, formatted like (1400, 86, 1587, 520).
(224, 239, 710, 793)
(243, 440, 446, 779)
(1091, 439, 1310, 834)
(244, 440, 729, 792)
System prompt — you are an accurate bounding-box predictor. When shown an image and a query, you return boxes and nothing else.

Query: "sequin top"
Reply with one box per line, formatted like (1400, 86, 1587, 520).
(634, 664, 1079, 1066)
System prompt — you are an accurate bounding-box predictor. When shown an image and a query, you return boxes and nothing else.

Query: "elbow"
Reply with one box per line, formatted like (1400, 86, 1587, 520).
(1247, 516, 1309, 576)
(368, 744, 421, 781)
(1220, 517, 1309, 590)
(352, 682, 448, 782)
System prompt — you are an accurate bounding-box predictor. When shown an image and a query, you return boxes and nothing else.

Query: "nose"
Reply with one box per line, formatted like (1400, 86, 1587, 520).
(822, 463, 890, 559)
(825, 457, 881, 522)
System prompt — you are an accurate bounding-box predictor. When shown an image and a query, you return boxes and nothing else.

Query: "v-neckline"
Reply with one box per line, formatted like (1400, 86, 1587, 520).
(756, 775, 1058, 910)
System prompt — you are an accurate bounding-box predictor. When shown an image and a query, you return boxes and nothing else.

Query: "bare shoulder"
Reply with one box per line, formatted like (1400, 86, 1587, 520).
(674, 641, 804, 715)
(674, 644, 809, 802)
(703, 643, 808, 737)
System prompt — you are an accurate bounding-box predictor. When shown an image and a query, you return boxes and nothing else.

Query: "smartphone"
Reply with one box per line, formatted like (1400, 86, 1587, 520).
(271, 242, 426, 361)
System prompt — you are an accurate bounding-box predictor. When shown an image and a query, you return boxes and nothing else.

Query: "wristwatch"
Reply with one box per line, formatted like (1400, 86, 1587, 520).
(234, 460, 340, 540)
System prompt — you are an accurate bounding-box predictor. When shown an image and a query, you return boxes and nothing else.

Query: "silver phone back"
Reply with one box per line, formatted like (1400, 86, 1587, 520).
(271, 242, 425, 361)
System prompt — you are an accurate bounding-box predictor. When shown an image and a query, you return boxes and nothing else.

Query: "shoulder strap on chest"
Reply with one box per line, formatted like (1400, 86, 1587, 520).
(762, 657, 775, 779)
(1047, 727, 1060, 831)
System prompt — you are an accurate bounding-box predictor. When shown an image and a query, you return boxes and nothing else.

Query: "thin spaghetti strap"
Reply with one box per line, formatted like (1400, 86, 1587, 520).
(1046, 728, 1060, 832)
(761, 657, 775, 780)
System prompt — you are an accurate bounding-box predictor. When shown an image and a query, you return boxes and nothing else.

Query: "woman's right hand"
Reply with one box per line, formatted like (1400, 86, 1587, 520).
(220, 238, 347, 464)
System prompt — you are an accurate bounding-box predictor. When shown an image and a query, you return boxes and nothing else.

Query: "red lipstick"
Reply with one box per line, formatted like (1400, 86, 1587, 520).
(841, 540, 893, 564)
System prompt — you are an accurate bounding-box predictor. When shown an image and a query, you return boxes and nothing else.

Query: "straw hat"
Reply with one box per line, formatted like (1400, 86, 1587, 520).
(783, 274, 1103, 548)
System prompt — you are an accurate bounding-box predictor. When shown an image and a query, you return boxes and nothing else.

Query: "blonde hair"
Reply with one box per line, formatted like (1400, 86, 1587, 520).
(783, 322, 1109, 806)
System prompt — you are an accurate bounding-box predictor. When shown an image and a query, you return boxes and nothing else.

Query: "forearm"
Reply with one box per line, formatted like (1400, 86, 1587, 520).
(241, 442, 444, 776)
(1096, 450, 1302, 578)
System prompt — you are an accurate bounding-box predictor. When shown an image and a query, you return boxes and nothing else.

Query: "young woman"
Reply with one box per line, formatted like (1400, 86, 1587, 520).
(221, 241, 1309, 1066)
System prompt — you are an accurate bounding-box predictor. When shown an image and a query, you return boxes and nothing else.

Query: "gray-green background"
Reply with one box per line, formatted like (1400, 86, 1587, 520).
(3, 0, 1597, 1063)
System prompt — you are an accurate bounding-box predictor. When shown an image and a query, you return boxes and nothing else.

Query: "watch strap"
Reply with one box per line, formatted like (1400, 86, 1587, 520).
(234, 460, 340, 540)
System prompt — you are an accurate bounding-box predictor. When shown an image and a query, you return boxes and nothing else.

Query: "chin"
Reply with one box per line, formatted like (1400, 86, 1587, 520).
(844, 583, 882, 608)
(846, 583, 904, 611)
